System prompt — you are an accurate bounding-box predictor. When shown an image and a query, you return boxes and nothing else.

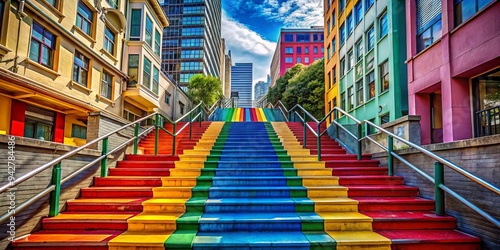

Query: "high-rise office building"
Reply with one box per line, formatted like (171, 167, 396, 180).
(254, 77, 270, 100)
(231, 63, 253, 107)
(160, 0, 222, 91)
(270, 27, 324, 87)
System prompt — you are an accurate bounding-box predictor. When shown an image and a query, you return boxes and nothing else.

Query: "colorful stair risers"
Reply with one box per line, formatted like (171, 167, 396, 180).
(284, 122, 480, 250)
(213, 108, 284, 122)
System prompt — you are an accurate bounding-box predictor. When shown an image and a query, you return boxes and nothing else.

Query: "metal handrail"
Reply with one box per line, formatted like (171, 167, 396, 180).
(272, 101, 500, 229)
(0, 103, 208, 221)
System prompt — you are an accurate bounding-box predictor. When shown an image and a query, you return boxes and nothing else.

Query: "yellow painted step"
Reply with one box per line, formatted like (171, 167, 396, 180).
(326, 231, 391, 250)
(174, 161, 206, 168)
(297, 168, 333, 176)
(318, 212, 373, 231)
(182, 149, 212, 155)
(127, 213, 183, 231)
(302, 176, 340, 186)
(109, 231, 173, 250)
(48, 213, 134, 221)
(142, 198, 189, 213)
(310, 197, 359, 212)
(293, 161, 326, 168)
(161, 177, 198, 187)
(306, 186, 348, 198)
(152, 187, 193, 198)
(169, 168, 201, 177)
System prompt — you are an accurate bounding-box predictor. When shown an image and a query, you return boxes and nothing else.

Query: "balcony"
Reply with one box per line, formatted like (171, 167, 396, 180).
(123, 83, 159, 111)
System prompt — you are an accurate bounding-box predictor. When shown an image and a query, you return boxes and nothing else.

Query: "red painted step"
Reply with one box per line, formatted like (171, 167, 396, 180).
(65, 198, 147, 212)
(80, 187, 153, 198)
(361, 211, 456, 230)
(330, 167, 388, 176)
(320, 154, 372, 160)
(42, 215, 133, 231)
(93, 176, 162, 187)
(116, 161, 176, 168)
(346, 185, 419, 197)
(376, 229, 481, 250)
(109, 168, 171, 176)
(338, 176, 404, 185)
(355, 197, 435, 211)
(325, 160, 380, 168)
(125, 154, 180, 161)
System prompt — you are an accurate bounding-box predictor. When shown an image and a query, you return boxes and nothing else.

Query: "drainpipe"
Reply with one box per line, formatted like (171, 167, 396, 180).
(12, 0, 27, 73)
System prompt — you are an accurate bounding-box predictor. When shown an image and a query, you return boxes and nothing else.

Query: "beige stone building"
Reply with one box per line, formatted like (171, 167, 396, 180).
(0, 0, 191, 147)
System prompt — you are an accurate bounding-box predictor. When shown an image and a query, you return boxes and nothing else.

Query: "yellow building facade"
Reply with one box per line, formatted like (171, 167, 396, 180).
(0, 0, 189, 146)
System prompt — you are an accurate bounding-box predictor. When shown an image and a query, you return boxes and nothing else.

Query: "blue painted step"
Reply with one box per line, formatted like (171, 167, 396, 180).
(204, 198, 314, 213)
(212, 176, 298, 186)
(211, 168, 295, 176)
(208, 186, 307, 198)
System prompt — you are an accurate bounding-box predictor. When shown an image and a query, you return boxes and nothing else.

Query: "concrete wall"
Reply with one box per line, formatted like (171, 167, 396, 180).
(371, 135, 500, 250)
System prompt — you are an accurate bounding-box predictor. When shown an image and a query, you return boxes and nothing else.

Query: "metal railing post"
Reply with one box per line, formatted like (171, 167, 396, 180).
(303, 112, 307, 149)
(334, 109, 339, 139)
(388, 136, 394, 176)
(435, 162, 445, 216)
(317, 123, 322, 161)
(48, 162, 62, 217)
(100, 138, 109, 177)
(172, 123, 177, 156)
(356, 124, 362, 160)
(189, 111, 193, 140)
(133, 123, 139, 155)
(154, 114, 159, 156)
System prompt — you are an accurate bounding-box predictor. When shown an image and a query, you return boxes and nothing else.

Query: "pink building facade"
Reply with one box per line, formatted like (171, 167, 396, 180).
(406, 0, 499, 145)
(270, 27, 324, 87)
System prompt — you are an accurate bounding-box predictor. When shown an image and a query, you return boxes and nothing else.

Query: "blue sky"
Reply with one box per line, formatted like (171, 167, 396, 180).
(221, 0, 324, 83)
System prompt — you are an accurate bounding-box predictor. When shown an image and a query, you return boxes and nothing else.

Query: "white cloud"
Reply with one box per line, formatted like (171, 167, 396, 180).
(222, 12, 277, 84)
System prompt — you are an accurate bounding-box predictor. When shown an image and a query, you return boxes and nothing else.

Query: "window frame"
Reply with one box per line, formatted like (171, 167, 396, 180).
(354, 1, 363, 25)
(348, 86, 354, 110)
(75, 1, 95, 38)
(379, 60, 389, 93)
(152, 66, 159, 95)
(366, 70, 375, 100)
(29, 22, 57, 69)
(130, 9, 142, 41)
(356, 79, 364, 105)
(145, 15, 153, 47)
(340, 57, 346, 77)
(165, 91, 171, 105)
(143, 56, 152, 89)
(454, 0, 492, 27)
(366, 26, 375, 51)
(71, 124, 87, 139)
(106, 0, 118, 9)
(72, 50, 91, 87)
(355, 39, 363, 62)
(100, 70, 113, 100)
(103, 25, 116, 55)
(379, 12, 389, 38)
(154, 29, 161, 56)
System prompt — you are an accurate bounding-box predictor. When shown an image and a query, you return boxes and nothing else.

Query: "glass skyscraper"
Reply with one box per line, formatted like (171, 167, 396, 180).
(231, 63, 253, 108)
(160, 0, 222, 91)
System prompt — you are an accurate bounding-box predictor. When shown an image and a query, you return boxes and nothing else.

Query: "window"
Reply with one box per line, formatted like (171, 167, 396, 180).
(123, 110, 140, 122)
(104, 26, 115, 55)
(183, 6, 204, 14)
(305, 47, 309, 54)
(417, 0, 442, 52)
(179, 102, 185, 115)
(314, 47, 318, 54)
(333, 66, 337, 84)
(182, 27, 204, 36)
(340, 23, 345, 45)
(356, 39, 363, 62)
(285, 57, 293, 63)
(455, 0, 491, 26)
(340, 92, 346, 110)
(297, 57, 302, 63)
(305, 57, 309, 63)
(340, 57, 345, 76)
(180, 61, 202, 70)
(327, 46, 331, 60)
(128, 54, 139, 86)
(379, 12, 388, 38)
(45, 0, 58, 8)
(0, 2, 4, 29)
(380, 113, 390, 124)
(380, 60, 389, 92)
(285, 47, 293, 54)
(366, 26, 375, 51)
(101, 70, 113, 99)
(106, 0, 118, 8)
(284, 34, 294, 42)
(367, 71, 375, 99)
(24, 106, 54, 141)
(181, 50, 203, 58)
(366, 0, 374, 11)
(327, 19, 331, 34)
(154, 29, 161, 56)
(297, 47, 302, 54)
(332, 38, 336, 53)
(328, 72, 332, 89)
(71, 124, 87, 139)
(143, 57, 151, 89)
(76, 1, 93, 36)
(347, 12, 353, 35)
(181, 38, 203, 47)
(153, 66, 159, 94)
(356, 80, 364, 105)
(347, 50, 354, 70)
(145, 15, 153, 46)
(165, 91, 171, 105)
(73, 51, 90, 86)
(130, 9, 141, 40)
(354, 1, 363, 25)
(339, 0, 345, 13)
(296, 33, 310, 42)
(29, 22, 56, 68)
(348, 86, 354, 110)
(331, 12, 335, 27)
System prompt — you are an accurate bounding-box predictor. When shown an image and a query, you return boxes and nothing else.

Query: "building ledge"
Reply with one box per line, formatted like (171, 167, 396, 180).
(96, 93, 116, 107)
(100, 48, 118, 63)
(25, 58, 61, 78)
(70, 80, 93, 94)
(73, 25, 96, 45)
(0, 44, 11, 56)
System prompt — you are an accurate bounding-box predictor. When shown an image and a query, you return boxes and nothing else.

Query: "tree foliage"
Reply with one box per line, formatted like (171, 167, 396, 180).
(188, 74, 223, 107)
(267, 60, 325, 119)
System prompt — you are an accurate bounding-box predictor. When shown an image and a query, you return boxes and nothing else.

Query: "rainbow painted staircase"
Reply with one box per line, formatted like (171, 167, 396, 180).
(11, 120, 481, 249)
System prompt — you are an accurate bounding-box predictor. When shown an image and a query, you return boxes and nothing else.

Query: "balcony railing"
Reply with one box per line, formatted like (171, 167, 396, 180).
(475, 105, 500, 137)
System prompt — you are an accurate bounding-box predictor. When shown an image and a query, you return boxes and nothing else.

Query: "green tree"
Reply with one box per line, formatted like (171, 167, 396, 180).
(269, 60, 325, 119)
(188, 74, 223, 107)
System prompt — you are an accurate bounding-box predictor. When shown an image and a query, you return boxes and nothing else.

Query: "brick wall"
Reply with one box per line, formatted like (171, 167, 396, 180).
(371, 135, 500, 250)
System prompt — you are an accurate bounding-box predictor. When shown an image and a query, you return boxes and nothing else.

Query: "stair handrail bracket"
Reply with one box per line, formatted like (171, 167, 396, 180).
(272, 101, 500, 229)
(0, 103, 208, 223)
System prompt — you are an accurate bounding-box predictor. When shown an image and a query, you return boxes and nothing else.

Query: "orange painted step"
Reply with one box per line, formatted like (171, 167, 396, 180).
(125, 154, 179, 161)
(11, 230, 121, 250)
